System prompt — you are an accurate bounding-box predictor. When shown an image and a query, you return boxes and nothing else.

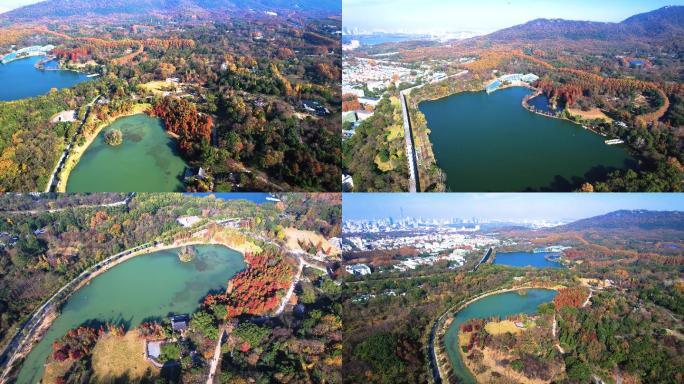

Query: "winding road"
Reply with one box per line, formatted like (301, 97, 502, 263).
(0, 206, 324, 384)
(205, 325, 229, 384)
(45, 94, 101, 192)
(398, 70, 469, 193)
(1, 193, 134, 215)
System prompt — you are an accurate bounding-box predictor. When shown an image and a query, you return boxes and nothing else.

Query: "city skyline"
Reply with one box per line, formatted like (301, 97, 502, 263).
(343, 193, 684, 222)
(343, 0, 684, 35)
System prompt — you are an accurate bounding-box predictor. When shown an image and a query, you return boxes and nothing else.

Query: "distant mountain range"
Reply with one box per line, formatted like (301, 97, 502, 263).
(0, 0, 340, 20)
(558, 210, 684, 232)
(479, 6, 684, 42)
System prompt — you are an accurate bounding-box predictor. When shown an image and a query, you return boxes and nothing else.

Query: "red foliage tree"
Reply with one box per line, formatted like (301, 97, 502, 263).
(149, 97, 213, 158)
(554, 287, 590, 309)
(202, 249, 294, 318)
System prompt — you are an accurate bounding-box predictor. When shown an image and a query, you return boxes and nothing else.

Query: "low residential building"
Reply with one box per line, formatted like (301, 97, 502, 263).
(356, 110, 374, 121)
(342, 174, 354, 191)
(358, 97, 381, 107)
(177, 216, 201, 227)
(170, 314, 190, 333)
(345, 263, 371, 276)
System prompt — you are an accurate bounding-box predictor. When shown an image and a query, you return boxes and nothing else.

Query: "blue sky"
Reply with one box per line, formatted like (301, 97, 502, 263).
(0, 0, 42, 14)
(343, 193, 684, 221)
(343, 0, 684, 34)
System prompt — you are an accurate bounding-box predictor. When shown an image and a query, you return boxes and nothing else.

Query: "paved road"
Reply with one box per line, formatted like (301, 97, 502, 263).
(399, 71, 469, 193)
(399, 90, 418, 192)
(205, 325, 228, 384)
(1, 193, 134, 215)
(45, 94, 101, 192)
(0, 240, 153, 383)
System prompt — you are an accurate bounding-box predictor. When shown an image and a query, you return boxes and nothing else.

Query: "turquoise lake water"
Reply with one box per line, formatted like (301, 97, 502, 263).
(443, 289, 558, 384)
(16, 245, 245, 383)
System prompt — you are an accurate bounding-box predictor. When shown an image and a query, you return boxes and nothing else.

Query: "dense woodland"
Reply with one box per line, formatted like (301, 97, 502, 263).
(0, 194, 285, 358)
(216, 268, 342, 383)
(0, 10, 341, 192)
(343, 96, 409, 191)
(342, 210, 684, 384)
(280, 193, 342, 238)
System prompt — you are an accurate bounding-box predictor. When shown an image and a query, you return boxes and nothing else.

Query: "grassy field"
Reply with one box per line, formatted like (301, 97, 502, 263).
(138, 80, 179, 96)
(43, 360, 73, 383)
(91, 330, 158, 383)
(568, 107, 613, 122)
(484, 320, 524, 335)
(283, 227, 340, 256)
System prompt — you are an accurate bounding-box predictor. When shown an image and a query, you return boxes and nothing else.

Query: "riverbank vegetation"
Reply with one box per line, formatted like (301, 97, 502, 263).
(342, 210, 684, 383)
(0, 9, 341, 192)
(349, 5, 683, 191)
(343, 95, 409, 191)
(0, 194, 316, 360)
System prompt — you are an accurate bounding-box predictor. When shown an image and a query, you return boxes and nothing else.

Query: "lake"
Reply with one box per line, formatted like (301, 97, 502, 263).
(343, 33, 429, 46)
(0, 56, 91, 101)
(16, 244, 246, 384)
(189, 192, 274, 204)
(443, 289, 558, 384)
(66, 114, 188, 192)
(493, 251, 563, 268)
(419, 87, 636, 191)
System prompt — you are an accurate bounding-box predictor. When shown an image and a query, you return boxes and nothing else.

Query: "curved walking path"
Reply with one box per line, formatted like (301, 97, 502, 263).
(1, 193, 134, 215)
(45, 94, 101, 192)
(275, 256, 304, 316)
(428, 284, 560, 384)
(399, 70, 469, 193)
(206, 325, 228, 384)
(0, 216, 229, 383)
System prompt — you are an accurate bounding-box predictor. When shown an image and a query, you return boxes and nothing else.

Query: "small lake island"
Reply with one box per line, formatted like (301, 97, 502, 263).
(66, 113, 189, 192)
(443, 289, 559, 384)
(16, 244, 246, 384)
(419, 86, 636, 191)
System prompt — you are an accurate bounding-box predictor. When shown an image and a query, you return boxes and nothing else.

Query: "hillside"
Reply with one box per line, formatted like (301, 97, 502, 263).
(0, 0, 340, 20)
(470, 6, 684, 42)
(558, 210, 684, 231)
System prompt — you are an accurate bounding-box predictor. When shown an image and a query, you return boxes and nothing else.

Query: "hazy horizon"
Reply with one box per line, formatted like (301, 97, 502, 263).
(343, 0, 684, 35)
(0, 0, 42, 14)
(343, 193, 684, 222)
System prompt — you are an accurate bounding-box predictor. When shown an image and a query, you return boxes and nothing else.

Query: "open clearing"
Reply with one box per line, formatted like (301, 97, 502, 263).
(91, 330, 159, 382)
(139, 80, 180, 96)
(484, 320, 524, 335)
(568, 107, 613, 122)
(283, 227, 340, 255)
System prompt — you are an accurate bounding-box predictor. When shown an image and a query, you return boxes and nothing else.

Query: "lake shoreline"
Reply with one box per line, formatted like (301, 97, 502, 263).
(6, 232, 251, 383)
(0, 55, 92, 102)
(419, 86, 634, 191)
(55, 103, 151, 192)
(432, 285, 563, 384)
